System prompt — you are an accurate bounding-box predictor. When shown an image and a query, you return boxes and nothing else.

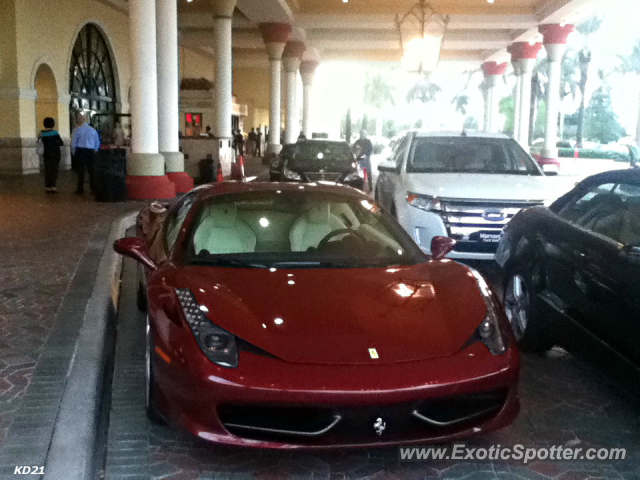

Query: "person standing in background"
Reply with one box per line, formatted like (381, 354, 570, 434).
(255, 127, 263, 157)
(247, 128, 257, 156)
(38, 117, 64, 193)
(235, 129, 245, 156)
(353, 130, 373, 191)
(71, 114, 101, 195)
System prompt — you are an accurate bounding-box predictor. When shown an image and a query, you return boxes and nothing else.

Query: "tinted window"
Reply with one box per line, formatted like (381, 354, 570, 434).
(407, 137, 542, 175)
(559, 182, 640, 245)
(188, 191, 425, 268)
(293, 142, 353, 164)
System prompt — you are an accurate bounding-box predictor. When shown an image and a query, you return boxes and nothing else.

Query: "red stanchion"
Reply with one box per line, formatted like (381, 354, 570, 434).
(216, 163, 224, 182)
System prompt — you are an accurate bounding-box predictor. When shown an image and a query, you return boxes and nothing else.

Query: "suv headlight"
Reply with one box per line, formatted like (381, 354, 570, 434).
(406, 192, 442, 212)
(175, 288, 238, 367)
(344, 168, 363, 181)
(283, 167, 301, 180)
(463, 270, 508, 355)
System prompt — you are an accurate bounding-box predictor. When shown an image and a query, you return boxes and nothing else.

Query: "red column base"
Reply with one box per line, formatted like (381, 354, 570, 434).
(167, 172, 195, 194)
(126, 175, 176, 200)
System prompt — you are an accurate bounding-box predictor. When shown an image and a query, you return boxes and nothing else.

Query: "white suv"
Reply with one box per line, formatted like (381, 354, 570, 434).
(375, 131, 562, 260)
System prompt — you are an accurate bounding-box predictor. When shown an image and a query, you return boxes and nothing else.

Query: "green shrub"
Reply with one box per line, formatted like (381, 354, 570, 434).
(558, 147, 629, 162)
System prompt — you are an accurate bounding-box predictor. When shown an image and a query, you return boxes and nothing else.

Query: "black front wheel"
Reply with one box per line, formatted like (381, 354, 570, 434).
(145, 316, 164, 424)
(503, 268, 554, 353)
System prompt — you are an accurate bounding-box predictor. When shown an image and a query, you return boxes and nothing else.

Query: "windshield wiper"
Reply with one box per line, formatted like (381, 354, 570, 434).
(269, 261, 322, 268)
(196, 255, 267, 268)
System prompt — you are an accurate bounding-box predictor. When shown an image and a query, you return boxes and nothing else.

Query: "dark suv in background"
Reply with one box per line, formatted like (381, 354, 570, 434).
(269, 140, 364, 190)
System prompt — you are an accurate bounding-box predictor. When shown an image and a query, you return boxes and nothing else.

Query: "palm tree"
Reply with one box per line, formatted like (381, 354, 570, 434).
(406, 74, 442, 130)
(406, 74, 442, 104)
(363, 74, 395, 137)
(618, 39, 640, 145)
(575, 16, 603, 147)
(560, 48, 580, 140)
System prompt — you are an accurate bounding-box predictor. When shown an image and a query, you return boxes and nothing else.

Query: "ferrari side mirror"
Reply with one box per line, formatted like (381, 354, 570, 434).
(113, 237, 157, 271)
(430, 236, 457, 261)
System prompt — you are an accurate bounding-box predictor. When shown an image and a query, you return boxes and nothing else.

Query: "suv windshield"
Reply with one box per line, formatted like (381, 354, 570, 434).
(188, 191, 425, 268)
(292, 142, 354, 166)
(407, 136, 542, 175)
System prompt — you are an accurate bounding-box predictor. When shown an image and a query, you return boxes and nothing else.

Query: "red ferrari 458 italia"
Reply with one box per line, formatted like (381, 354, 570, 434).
(114, 182, 519, 449)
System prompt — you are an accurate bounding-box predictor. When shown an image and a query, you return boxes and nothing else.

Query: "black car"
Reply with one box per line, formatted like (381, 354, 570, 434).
(496, 169, 640, 368)
(269, 140, 364, 190)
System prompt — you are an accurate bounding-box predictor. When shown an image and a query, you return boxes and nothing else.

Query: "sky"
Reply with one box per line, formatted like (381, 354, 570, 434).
(311, 0, 640, 140)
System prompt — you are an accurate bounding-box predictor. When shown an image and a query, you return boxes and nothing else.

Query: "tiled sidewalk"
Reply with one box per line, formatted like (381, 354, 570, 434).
(0, 171, 135, 448)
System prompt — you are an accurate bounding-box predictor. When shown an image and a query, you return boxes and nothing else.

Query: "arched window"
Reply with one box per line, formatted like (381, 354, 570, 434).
(69, 24, 117, 117)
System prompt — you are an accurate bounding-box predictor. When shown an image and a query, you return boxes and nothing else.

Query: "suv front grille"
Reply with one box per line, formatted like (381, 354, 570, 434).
(304, 172, 342, 182)
(440, 198, 542, 253)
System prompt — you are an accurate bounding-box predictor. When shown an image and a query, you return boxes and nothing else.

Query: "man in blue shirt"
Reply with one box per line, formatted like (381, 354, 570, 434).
(71, 114, 101, 194)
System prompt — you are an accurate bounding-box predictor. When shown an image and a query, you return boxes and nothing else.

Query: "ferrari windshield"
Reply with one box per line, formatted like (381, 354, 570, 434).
(188, 190, 425, 268)
(408, 137, 542, 175)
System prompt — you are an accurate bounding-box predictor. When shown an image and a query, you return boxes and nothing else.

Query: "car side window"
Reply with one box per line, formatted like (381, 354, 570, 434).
(165, 193, 196, 251)
(558, 183, 616, 224)
(393, 135, 411, 169)
(559, 182, 640, 245)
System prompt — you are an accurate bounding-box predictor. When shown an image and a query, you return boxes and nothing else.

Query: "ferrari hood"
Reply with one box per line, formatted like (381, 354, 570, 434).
(176, 262, 488, 365)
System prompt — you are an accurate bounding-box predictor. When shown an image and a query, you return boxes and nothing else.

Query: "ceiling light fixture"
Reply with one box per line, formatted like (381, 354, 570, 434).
(395, 0, 450, 75)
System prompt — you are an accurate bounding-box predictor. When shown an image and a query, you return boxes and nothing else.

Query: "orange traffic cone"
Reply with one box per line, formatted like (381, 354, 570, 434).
(216, 163, 224, 182)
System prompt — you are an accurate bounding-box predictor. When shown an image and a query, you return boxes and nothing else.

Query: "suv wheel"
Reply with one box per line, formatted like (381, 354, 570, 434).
(504, 268, 554, 353)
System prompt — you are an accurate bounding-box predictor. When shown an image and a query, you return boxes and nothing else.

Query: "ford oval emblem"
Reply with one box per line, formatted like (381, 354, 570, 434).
(482, 209, 506, 222)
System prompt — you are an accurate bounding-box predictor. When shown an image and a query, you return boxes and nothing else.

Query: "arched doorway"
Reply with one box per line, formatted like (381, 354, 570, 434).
(35, 64, 58, 133)
(68, 23, 118, 137)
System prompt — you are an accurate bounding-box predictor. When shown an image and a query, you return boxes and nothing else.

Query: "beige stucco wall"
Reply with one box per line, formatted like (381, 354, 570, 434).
(233, 66, 270, 131)
(14, 0, 131, 138)
(0, 0, 131, 174)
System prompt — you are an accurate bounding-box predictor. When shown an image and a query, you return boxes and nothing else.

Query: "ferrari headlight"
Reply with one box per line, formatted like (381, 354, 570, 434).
(406, 192, 442, 212)
(283, 167, 302, 180)
(175, 288, 238, 367)
(464, 270, 508, 356)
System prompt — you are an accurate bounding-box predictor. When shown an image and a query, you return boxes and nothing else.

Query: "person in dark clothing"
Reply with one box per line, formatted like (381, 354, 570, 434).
(353, 130, 373, 190)
(234, 130, 245, 156)
(298, 131, 307, 141)
(255, 128, 263, 157)
(247, 128, 257, 156)
(38, 117, 64, 193)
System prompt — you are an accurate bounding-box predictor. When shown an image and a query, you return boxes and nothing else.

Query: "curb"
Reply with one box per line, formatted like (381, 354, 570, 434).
(43, 211, 137, 480)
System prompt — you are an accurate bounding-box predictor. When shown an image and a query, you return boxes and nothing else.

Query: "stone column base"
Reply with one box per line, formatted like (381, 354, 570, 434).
(162, 151, 194, 193)
(0, 138, 40, 175)
(166, 172, 194, 194)
(126, 175, 176, 200)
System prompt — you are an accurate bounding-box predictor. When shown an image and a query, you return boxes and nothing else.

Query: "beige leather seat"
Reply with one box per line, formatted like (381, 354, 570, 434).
(289, 203, 346, 252)
(193, 203, 256, 254)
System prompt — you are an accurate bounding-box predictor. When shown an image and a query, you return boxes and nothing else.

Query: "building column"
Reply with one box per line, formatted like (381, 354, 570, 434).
(513, 42, 543, 149)
(127, 0, 175, 200)
(509, 45, 523, 142)
(210, 0, 237, 178)
(156, 0, 192, 193)
(300, 48, 320, 140)
(282, 41, 306, 145)
(482, 62, 508, 133)
(260, 23, 292, 155)
(540, 24, 574, 164)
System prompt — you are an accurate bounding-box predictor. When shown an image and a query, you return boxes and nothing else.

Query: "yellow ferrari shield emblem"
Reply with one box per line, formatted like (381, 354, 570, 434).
(368, 348, 379, 359)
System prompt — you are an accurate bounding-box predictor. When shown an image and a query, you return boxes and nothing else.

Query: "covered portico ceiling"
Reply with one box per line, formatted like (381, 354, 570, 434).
(178, 0, 602, 68)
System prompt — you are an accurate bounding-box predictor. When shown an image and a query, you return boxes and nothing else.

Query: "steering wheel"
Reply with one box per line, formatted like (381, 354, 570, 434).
(317, 229, 367, 250)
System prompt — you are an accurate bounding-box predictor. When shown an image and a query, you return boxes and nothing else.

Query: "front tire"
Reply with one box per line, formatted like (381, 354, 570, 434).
(503, 268, 554, 353)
